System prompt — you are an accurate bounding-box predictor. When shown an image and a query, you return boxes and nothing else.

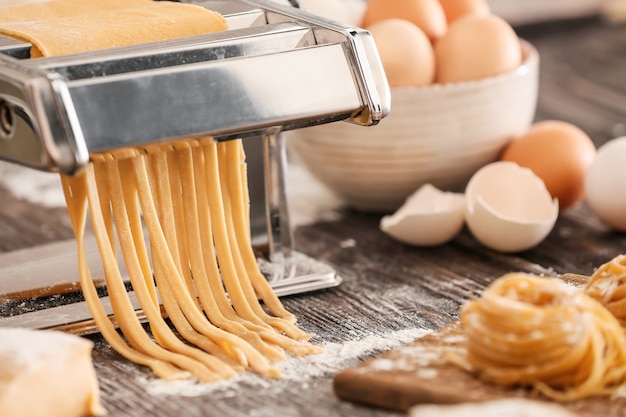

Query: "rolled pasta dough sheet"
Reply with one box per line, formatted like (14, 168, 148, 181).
(0, 0, 228, 57)
(0, 327, 105, 417)
(0, 0, 150, 21)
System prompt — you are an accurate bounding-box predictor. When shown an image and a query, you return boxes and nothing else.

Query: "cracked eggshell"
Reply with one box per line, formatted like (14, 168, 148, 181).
(380, 184, 465, 246)
(465, 162, 558, 252)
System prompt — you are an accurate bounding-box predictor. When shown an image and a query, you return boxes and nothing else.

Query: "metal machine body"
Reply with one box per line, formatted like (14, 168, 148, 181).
(0, 0, 390, 334)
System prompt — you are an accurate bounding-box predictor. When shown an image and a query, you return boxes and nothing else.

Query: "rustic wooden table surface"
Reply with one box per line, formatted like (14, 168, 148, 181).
(1, 15, 626, 417)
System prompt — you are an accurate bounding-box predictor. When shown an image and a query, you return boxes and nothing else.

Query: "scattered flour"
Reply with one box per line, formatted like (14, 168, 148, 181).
(397, 347, 442, 365)
(441, 334, 465, 344)
(140, 327, 431, 397)
(366, 358, 396, 372)
(415, 368, 438, 379)
(339, 239, 356, 249)
(0, 161, 66, 207)
(363, 344, 445, 373)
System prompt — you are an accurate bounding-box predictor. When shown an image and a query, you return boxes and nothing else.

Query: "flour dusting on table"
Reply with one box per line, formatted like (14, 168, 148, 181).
(139, 327, 431, 397)
(0, 162, 66, 207)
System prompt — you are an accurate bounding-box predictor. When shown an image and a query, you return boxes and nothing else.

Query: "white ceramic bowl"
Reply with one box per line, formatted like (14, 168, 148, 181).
(288, 40, 539, 212)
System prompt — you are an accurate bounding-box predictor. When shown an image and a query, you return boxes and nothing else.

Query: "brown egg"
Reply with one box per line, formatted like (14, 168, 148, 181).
(500, 120, 597, 211)
(362, 0, 447, 41)
(434, 14, 521, 84)
(439, 0, 490, 24)
(367, 19, 435, 87)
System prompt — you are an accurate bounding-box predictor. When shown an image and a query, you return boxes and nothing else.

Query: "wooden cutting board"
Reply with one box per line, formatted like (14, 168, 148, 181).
(333, 322, 626, 416)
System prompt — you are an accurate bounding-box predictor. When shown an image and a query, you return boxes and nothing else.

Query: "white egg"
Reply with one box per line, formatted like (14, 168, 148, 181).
(465, 162, 558, 252)
(380, 184, 465, 246)
(585, 136, 626, 232)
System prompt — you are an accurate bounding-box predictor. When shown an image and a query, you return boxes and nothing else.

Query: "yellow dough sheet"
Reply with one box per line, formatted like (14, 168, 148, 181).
(0, 0, 228, 57)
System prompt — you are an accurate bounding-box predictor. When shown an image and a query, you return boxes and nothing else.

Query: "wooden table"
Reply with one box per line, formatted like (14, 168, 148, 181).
(2, 15, 626, 417)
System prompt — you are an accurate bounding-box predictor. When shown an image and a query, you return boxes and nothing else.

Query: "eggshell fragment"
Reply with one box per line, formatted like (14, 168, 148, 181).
(585, 137, 626, 232)
(380, 184, 465, 246)
(465, 162, 558, 252)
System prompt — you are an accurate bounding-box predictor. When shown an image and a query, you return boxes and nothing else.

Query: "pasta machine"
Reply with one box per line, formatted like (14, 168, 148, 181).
(0, 0, 390, 334)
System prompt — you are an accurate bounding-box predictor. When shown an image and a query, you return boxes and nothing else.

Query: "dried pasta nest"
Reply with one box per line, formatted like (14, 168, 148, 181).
(584, 254, 626, 328)
(456, 272, 626, 401)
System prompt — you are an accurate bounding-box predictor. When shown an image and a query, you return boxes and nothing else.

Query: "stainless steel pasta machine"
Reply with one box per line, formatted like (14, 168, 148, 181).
(0, 0, 390, 334)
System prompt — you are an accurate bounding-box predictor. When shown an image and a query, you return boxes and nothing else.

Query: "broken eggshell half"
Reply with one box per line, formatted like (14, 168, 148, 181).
(380, 184, 465, 246)
(465, 161, 558, 252)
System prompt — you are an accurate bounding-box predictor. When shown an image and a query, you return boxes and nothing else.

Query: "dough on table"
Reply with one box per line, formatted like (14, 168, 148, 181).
(0, 327, 105, 417)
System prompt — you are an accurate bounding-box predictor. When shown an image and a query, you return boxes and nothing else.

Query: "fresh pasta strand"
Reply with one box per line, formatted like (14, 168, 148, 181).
(201, 140, 273, 329)
(141, 143, 246, 370)
(142, 144, 253, 369)
(61, 167, 190, 382)
(207, 140, 316, 352)
(129, 145, 282, 378)
(66, 136, 285, 382)
(161, 144, 201, 305)
(218, 141, 321, 349)
(181, 141, 316, 356)
(112, 150, 238, 380)
(188, 142, 259, 324)
(208, 140, 322, 355)
(208, 140, 317, 354)
(452, 273, 626, 401)
(167, 140, 286, 362)
(90, 152, 227, 383)
(219, 141, 298, 322)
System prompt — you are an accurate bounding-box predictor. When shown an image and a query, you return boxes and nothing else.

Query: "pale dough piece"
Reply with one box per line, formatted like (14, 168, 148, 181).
(0, 0, 227, 57)
(0, 327, 105, 417)
(409, 399, 579, 417)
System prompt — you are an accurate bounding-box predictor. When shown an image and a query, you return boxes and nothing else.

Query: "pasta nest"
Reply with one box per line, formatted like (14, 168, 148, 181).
(584, 254, 626, 328)
(460, 273, 626, 400)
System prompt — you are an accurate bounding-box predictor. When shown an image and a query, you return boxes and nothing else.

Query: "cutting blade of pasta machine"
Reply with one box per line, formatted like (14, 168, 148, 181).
(0, 0, 390, 334)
